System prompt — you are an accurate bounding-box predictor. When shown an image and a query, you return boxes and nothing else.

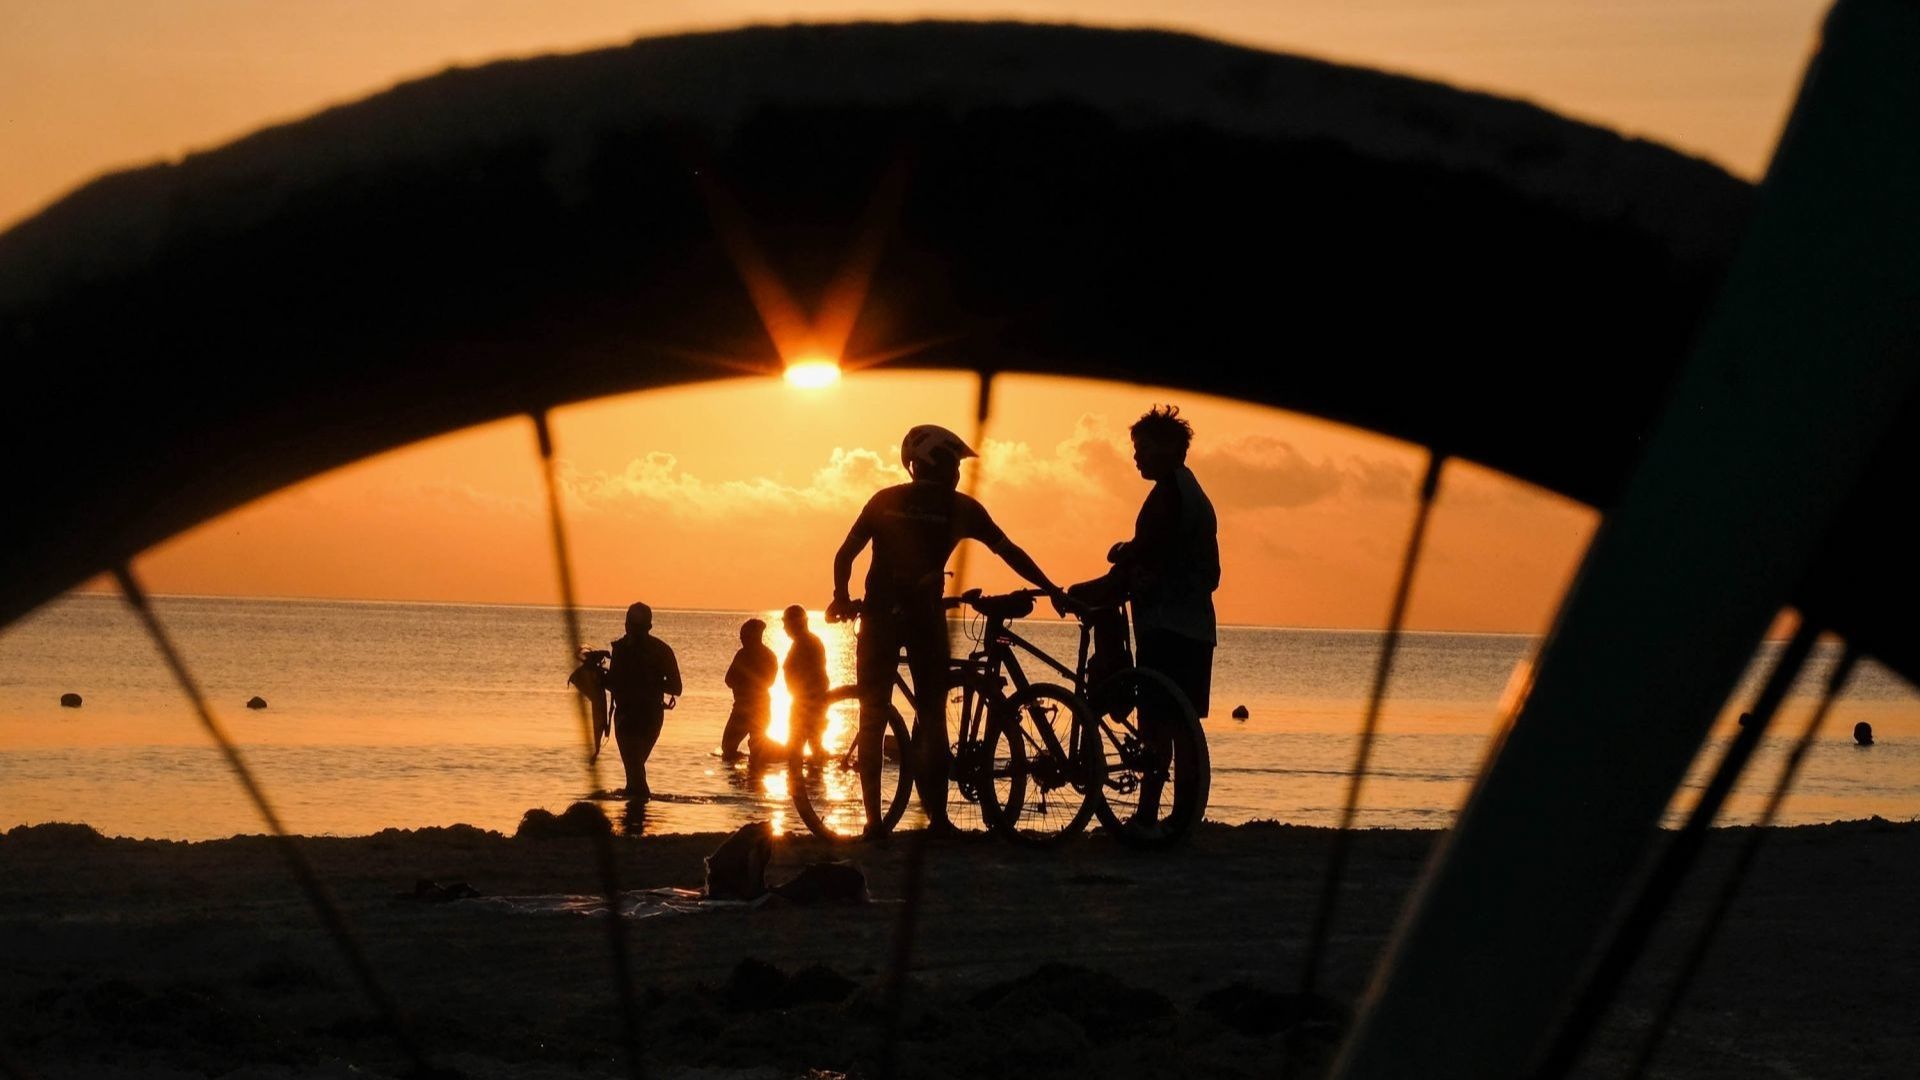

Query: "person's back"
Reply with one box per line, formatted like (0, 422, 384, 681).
(731, 640, 777, 703)
(785, 632, 828, 702)
(608, 633, 680, 709)
(857, 481, 1003, 611)
(1127, 462, 1221, 651)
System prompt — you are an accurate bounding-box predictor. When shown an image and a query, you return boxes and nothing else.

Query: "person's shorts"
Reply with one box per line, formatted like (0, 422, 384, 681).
(1134, 626, 1214, 719)
(856, 605, 949, 731)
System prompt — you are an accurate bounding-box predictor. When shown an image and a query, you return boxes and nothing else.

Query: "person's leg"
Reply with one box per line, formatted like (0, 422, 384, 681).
(612, 702, 642, 795)
(854, 621, 899, 831)
(1133, 627, 1213, 823)
(903, 609, 953, 828)
(720, 703, 751, 758)
(800, 700, 827, 760)
(1132, 628, 1177, 821)
(751, 699, 776, 765)
(630, 706, 665, 801)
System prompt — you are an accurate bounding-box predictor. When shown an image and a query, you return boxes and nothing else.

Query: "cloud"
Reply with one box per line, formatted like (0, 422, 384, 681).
(977, 414, 1129, 499)
(560, 414, 1417, 525)
(563, 447, 907, 519)
(1192, 435, 1346, 509)
(982, 415, 1415, 513)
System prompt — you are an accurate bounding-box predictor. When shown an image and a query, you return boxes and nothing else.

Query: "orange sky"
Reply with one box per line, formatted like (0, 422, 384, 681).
(120, 374, 1598, 632)
(13, 1, 1817, 631)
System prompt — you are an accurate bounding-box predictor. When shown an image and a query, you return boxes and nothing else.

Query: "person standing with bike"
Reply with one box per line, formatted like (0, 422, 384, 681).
(827, 424, 1071, 840)
(1081, 405, 1220, 831)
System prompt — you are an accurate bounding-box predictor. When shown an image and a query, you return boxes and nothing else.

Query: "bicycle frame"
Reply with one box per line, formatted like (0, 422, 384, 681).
(959, 599, 1104, 777)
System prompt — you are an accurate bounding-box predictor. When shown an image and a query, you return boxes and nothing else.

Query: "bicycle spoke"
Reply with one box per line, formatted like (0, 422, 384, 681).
(1299, 450, 1446, 1001)
(1532, 619, 1819, 1078)
(113, 565, 439, 1077)
(1624, 644, 1860, 1080)
(533, 411, 646, 1080)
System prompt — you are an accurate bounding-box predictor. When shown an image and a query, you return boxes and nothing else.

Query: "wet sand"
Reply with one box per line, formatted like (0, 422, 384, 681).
(3, 817, 1915, 1079)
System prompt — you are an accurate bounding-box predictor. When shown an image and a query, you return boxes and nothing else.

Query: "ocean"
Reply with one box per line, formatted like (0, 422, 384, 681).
(3, 593, 1916, 840)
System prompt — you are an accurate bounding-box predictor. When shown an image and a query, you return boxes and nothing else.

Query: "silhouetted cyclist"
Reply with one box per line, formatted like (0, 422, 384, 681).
(1107, 405, 1219, 824)
(719, 617, 776, 761)
(828, 424, 1069, 839)
(782, 605, 830, 764)
(605, 601, 682, 802)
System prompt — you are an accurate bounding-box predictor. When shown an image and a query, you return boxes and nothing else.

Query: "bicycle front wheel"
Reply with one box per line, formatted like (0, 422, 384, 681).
(1087, 666, 1210, 848)
(787, 683, 914, 841)
(989, 683, 1099, 844)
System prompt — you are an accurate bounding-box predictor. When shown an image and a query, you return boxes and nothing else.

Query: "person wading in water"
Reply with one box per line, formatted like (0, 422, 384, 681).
(719, 617, 777, 762)
(782, 605, 831, 767)
(605, 602, 682, 802)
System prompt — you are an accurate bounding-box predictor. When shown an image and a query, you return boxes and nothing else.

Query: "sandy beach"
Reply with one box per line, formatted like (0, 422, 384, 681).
(3, 815, 1915, 1079)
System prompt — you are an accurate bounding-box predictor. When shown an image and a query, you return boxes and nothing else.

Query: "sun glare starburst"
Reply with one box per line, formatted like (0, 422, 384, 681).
(784, 358, 842, 389)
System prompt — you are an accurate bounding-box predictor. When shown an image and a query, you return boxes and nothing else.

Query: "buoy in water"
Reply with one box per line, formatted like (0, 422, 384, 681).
(246, 696, 268, 710)
(1231, 705, 1249, 720)
(1854, 721, 1874, 746)
(59, 692, 82, 708)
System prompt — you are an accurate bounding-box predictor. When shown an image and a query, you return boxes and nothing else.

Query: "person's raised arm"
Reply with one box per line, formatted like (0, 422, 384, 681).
(966, 497, 1073, 609)
(993, 538, 1063, 596)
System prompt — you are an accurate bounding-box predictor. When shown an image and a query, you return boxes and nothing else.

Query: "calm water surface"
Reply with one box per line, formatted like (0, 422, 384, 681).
(3, 594, 1916, 839)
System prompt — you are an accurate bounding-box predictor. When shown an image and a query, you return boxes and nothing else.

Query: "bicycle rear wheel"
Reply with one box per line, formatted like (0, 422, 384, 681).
(1087, 666, 1210, 848)
(989, 683, 1099, 844)
(787, 683, 914, 841)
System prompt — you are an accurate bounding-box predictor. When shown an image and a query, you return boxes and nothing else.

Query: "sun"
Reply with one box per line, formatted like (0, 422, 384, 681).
(783, 357, 843, 389)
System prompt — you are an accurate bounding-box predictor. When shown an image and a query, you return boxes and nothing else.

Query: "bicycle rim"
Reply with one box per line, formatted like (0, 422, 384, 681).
(991, 683, 1098, 843)
(1088, 666, 1210, 847)
(787, 684, 914, 840)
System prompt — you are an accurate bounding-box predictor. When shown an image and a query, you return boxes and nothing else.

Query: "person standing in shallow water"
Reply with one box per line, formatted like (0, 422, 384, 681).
(783, 605, 830, 765)
(605, 602, 681, 801)
(719, 618, 777, 761)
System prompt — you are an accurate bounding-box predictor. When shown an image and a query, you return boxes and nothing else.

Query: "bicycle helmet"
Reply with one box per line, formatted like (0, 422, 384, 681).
(900, 424, 977, 475)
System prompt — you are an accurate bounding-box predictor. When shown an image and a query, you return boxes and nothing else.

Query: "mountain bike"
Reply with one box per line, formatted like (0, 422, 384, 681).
(1007, 594, 1209, 849)
(892, 586, 1210, 848)
(785, 593, 1019, 841)
(945, 588, 1103, 844)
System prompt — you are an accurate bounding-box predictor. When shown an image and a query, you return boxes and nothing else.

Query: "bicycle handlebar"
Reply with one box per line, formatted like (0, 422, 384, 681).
(829, 586, 1105, 623)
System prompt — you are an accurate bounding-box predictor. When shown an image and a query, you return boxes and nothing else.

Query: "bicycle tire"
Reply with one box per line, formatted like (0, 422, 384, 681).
(1087, 666, 1210, 848)
(787, 683, 914, 841)
(944, 669, 1015, 834)
(989, 683, 1100, 844)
